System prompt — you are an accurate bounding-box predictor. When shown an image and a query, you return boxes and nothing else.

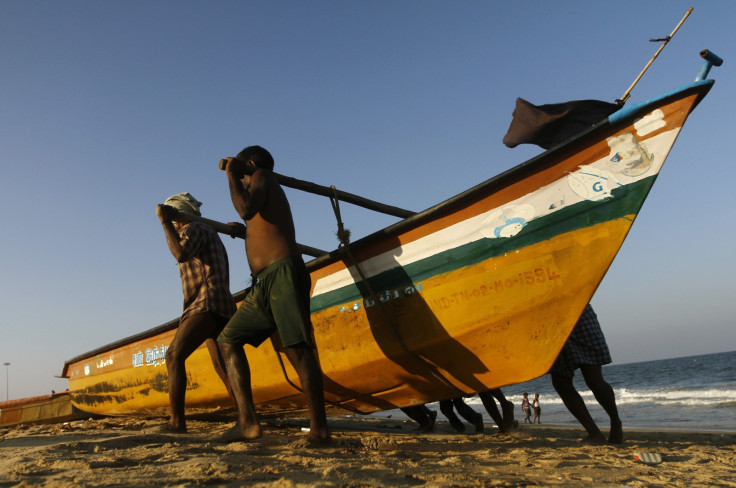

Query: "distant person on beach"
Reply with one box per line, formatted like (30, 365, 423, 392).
(478, 388, 516, 433)
(439, 396, 484, 433)
(532, 393, 541, 424)
(156, 192, 237, 433)
(550, 304, 623, 444)
(401, 405, 437, 432)
(521, 392, 532, 424)
(217, 146, 331, 445)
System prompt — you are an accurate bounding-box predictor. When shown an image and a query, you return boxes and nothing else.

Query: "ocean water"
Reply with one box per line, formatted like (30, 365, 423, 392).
(371, 350, 736, 432)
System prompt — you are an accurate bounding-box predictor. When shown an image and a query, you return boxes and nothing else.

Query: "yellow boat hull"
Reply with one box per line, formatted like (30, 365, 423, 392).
(63, 78, 712, 418)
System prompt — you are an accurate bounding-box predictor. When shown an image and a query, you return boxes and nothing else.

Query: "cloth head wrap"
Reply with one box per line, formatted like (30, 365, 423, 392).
(164, 192, 202, 217)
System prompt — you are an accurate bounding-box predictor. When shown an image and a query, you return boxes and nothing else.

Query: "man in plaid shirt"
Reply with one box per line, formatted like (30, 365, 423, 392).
(550, 304, 623, 444)
(156, 192, 237, 433)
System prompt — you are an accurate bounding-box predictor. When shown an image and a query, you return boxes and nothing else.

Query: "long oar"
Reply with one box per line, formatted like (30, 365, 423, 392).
(165, 207, 329, 257)
(218, 159, 416, 219)
(617, 6, 694, 105)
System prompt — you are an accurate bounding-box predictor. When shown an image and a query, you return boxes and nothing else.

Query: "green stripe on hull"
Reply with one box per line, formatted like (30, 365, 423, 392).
(311, 174, 657, 313)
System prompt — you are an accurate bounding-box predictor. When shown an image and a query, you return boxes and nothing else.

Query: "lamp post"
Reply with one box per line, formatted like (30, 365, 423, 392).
(3, 363, 9, 401)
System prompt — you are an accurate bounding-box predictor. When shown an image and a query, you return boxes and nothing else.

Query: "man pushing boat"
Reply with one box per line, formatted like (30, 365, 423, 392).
(217, 146, 331, 445)
(155, 193, 237, 433)
(549, 304, 623, 444)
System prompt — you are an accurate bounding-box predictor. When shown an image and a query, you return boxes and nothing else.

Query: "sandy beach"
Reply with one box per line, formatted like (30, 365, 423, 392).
(1, 416, 734, 487)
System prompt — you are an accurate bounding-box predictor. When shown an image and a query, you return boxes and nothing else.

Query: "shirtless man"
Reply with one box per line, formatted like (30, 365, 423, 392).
(156, 193, 236, 433)
(217, 146, 331, 444)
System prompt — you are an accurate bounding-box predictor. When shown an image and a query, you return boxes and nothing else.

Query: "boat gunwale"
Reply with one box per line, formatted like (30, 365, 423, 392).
(302, 79, 713, 270)
(61, 79, 714, 376)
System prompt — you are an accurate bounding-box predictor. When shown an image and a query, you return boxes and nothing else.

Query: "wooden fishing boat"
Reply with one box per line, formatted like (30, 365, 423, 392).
(62, 49, 720, 419)
(0, 392, 77, 427)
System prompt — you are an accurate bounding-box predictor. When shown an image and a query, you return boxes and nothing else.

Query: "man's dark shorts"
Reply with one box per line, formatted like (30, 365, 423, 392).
(218, 256, 314, 348)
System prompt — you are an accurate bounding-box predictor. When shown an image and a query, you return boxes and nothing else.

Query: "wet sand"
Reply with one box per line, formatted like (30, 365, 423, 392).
(1, 416, 735, 487)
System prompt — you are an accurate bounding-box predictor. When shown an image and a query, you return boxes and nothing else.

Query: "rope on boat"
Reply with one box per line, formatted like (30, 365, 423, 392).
(269, 338, 371, 415)
(265, 185, 380, 416)
(270, 184, 466, 412)
(330, 186, 351, 248)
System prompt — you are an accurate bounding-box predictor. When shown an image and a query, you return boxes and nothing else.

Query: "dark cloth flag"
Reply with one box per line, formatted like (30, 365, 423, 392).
(502, 98, 620, 150)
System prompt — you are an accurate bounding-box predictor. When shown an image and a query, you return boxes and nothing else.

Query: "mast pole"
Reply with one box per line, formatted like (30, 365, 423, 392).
(617, 7, 694, 105)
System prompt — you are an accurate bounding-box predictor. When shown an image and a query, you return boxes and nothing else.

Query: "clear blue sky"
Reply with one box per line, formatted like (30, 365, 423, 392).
(2, 1, 734, 400)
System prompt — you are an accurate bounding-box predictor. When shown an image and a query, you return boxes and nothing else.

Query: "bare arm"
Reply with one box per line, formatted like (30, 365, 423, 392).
(156, 204, 189, 262)
(224, 157, 269, 221)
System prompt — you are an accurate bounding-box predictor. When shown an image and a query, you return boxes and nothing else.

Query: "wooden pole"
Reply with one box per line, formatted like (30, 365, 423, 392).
(167, 208, 329, 258)
(617, 7, 693, 105)
(218, 159, 416, 219)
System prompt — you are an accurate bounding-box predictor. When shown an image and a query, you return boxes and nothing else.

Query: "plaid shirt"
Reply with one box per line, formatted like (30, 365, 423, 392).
(177, 222, 236, 321)
(550, 304, 612, 377)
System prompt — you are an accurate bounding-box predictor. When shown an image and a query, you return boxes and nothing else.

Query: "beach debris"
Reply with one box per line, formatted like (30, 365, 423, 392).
(633, 452, 663, 465)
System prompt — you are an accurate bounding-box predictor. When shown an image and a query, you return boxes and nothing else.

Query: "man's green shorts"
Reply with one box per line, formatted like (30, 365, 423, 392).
(218, 256, 314, 348)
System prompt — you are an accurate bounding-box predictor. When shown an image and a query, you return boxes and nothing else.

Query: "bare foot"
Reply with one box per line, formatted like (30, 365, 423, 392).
(582, 433, 607, 445)
(472, 415, 484, 434)
(449, 419, 466, 433)
(501, 400, 515, 431)
(216, 423, 263, 443)
(307, 433, 333, 447)
(420, 410, 437, 432)
(288, 435, 335, 449)
(608, 419, 623, 444)
(429, 410, 437, 426)
(302, 424, 332, 446)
